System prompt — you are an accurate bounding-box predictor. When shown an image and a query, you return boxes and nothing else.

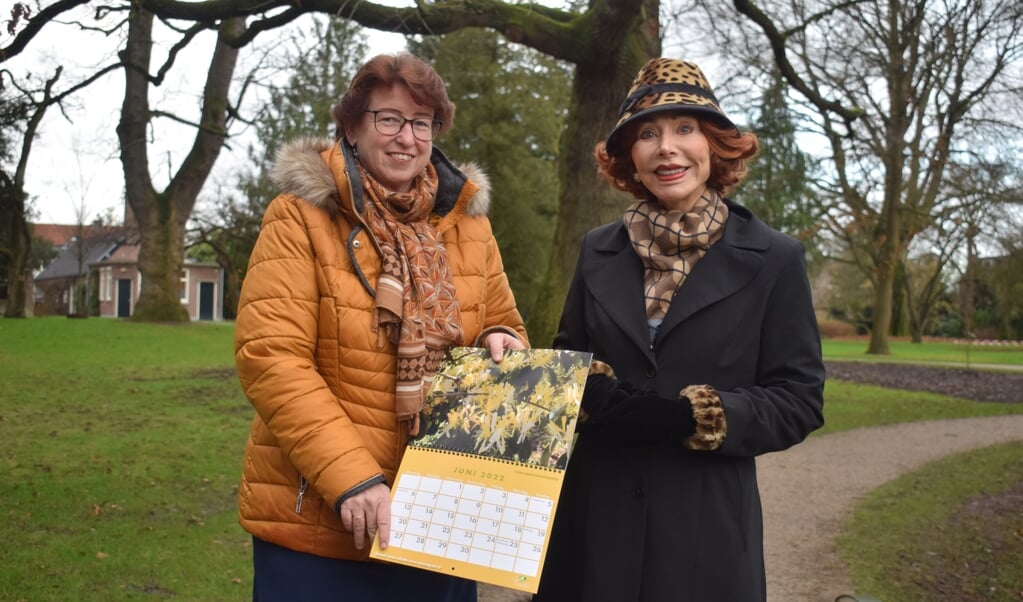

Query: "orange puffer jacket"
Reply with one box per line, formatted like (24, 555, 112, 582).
(235, 137, 528, 560)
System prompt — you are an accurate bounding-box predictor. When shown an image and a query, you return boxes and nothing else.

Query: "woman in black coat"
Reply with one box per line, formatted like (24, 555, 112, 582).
(533, 58, 826, 602)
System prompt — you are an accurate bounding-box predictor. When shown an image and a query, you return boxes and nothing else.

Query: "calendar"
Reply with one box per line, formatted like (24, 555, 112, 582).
(370, 347, 591, 593)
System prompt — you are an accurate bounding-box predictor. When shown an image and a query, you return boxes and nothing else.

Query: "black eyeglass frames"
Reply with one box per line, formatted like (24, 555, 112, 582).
(365, 109, 441, 142)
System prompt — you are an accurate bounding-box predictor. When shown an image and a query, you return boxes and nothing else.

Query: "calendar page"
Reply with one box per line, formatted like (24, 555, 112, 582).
(370, 347, 592, 593)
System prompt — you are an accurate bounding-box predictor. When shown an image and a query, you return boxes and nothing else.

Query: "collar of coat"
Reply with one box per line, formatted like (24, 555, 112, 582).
(269, 136, 492, 221)
(582, 199, 777, 356)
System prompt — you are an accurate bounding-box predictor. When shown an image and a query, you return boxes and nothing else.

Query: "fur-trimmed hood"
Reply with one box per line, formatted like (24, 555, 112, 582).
(269, 136, 491, 220)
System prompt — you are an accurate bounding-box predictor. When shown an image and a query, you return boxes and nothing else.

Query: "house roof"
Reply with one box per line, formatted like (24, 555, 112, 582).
(31, 224, 79, 247)
(34, 236, 121, 282)
(93, 244, 140, 265)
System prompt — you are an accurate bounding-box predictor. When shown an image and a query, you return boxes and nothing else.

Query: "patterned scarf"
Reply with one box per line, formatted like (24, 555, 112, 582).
(624, 193, 729, 320)
(358, 162, 464, 435)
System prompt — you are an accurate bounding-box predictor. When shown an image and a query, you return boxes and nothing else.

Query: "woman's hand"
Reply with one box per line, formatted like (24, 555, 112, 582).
(483, 332, 526, 363)
(339, 483, 392, 551)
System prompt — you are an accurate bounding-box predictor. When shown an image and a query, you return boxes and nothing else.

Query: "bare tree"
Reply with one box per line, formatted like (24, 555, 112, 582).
(114, 11, 246, 320)
(900, 217, 966, 343)
(2, 1, 127, 318)
(1, 68, 60, 317)
(943, 158, 1023, 339)
(980, 228, 1023, 339)
(4, 0, 660, 335)
(725, 0, 1023, 353)
(66, 200, 93, 317)
(5, 3, 246, 321)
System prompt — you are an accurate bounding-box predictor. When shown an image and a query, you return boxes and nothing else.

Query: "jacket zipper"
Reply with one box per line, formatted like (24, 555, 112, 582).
(295, 476, 308, 514)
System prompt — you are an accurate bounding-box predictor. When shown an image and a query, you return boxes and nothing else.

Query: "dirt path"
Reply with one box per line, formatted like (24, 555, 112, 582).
(758, 414, 1023, 601)
(478, 414, 1023, 602)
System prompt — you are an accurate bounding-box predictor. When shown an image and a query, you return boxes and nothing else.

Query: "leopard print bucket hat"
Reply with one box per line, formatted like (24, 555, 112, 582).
(605, 58, 737, 155)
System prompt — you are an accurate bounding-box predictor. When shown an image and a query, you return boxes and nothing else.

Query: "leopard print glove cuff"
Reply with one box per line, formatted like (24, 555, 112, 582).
(680, 384, 726, 451)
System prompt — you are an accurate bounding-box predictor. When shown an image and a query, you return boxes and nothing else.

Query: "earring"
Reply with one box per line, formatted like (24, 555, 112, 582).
(632, 172, 641, 182)
(352, 144, 359, 159)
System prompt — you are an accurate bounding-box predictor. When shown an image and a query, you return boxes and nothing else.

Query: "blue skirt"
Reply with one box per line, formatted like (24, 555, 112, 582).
(252, 537, 478, 602)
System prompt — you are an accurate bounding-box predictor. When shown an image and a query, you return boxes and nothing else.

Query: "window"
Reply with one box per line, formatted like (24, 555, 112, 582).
(99, 268, 112, 302)
(179, 270, 188, 302)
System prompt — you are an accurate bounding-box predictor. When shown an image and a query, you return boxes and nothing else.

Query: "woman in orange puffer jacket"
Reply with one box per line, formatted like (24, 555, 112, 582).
(234, 53, 528, 601)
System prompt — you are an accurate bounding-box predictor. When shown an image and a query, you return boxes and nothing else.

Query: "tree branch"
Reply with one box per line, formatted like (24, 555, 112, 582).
(732, 0, 863, 126)
(151, 19, 211, 85)
(0, 0, 91, 62)
(138, 0, 584, 61)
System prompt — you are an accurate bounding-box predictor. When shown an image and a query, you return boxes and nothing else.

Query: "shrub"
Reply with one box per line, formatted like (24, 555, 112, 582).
(818, 319, 858, 338)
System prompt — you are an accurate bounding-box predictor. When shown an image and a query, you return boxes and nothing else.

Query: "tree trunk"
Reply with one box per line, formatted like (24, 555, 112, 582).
(527, 0, 660, 344)
(867, 192, 899, 355)
(909, 302, 924, 343)
(961, 225, 977, 336)
(211, 242, 241, 320)
(528, 63, 638, 343)
(889, 258, 906, 336)
(2, 179, 30, 318)
(868, 262, 894, 354)
(132, 201, 190, 321)
(117, 10, 243, 322)
(3, 219, 29, 318)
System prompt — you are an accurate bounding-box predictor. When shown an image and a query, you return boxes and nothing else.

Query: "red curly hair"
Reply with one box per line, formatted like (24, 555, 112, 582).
(595, 116, 759, 199)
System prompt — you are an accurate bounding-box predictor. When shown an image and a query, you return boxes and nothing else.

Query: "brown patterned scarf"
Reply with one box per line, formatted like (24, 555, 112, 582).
(624, 193, 729, 320)
(358, 162, 464, 435)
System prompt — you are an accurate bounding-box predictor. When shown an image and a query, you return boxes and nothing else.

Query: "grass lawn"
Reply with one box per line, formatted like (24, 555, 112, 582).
(0, 318, 252, 601)
(839, 441, 1023, 601)
(818, 380, 1023, 436)
(821, 337, 1023, 367)
(1, 318, 1020, 600)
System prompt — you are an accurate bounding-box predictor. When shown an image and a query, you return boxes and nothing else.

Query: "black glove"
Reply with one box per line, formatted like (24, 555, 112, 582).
(579, 374, 696, 442)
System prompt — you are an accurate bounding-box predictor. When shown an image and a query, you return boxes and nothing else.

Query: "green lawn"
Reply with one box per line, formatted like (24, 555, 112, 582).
(821, 337, 1023, 367)
(0, 318, 1019, 601)
(839, 441, 1023, 601)
(0, 318, 252, 601)
(819, 380, 1023, 436)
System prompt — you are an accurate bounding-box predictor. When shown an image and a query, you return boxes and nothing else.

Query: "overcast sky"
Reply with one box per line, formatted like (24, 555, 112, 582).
(7, 9, 405, 225)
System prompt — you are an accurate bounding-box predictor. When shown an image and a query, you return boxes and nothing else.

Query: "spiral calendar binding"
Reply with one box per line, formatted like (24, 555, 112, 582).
(406, 444, 565, 473)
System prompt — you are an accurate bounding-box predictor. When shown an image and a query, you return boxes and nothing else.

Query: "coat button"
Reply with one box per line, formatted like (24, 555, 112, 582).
(632, 485, 645, 499)
(645, 366, 656, 378)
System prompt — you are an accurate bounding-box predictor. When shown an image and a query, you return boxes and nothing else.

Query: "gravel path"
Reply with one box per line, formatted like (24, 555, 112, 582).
(478, 364, 1023, 602)
(758, 413, 1023, 601)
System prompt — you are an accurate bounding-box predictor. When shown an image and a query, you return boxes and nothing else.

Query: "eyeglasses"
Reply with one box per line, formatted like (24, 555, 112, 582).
(365, 109, 441, 142)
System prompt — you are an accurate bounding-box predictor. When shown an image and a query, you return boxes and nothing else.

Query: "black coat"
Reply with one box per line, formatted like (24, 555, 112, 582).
(534, 201, 825, 602)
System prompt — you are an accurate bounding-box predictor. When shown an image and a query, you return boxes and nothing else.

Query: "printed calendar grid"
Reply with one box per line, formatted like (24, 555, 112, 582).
(368, 347, 592, 593)
(389, 472, 554, 578)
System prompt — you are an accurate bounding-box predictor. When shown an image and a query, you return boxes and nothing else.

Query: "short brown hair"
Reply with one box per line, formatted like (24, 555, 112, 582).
(594, 116, 759, 198)
(332, 53, 456, 141)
